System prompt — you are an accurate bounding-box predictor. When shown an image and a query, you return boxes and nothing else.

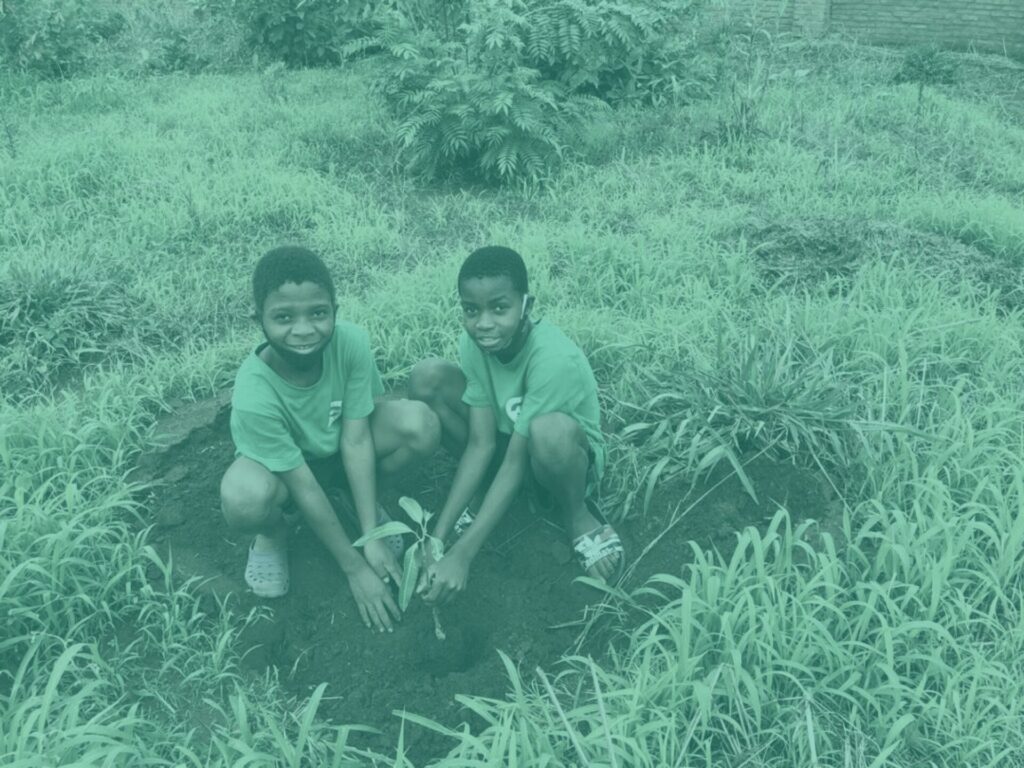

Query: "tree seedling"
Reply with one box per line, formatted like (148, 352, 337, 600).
(353, 496, 446, 640)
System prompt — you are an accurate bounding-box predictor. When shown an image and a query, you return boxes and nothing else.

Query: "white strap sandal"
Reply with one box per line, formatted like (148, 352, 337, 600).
(572, 524, 626, 584)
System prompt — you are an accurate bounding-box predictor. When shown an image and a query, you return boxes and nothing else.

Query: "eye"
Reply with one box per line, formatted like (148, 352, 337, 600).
(274, 314, 291, 323)
(313, 309, 329, 318)
(462, 306, 478, 317)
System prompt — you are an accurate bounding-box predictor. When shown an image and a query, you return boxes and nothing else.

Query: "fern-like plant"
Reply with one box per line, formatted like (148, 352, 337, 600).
(351, 0, 708, 183)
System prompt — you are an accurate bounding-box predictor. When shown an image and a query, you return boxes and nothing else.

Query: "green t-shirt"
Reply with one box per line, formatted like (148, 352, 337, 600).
(230, 321, 384, 472)
(459, 320, 605, 482)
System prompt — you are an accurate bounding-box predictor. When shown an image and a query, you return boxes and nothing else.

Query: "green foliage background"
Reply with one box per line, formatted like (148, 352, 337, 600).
(2, 3, 1024, 765)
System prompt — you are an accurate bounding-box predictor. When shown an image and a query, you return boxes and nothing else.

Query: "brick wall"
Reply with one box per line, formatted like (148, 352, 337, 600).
(830, 1, 1024, 54)
(711, 0, 1024, 55)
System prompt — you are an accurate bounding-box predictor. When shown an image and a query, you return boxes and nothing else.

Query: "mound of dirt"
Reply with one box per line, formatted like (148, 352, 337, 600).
(133, 394, 834, 763)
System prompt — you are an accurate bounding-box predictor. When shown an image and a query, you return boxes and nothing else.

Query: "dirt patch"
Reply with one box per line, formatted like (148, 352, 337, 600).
(134, 395, 834, 763)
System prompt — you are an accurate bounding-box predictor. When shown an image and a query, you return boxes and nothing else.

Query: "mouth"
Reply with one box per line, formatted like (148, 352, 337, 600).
(288, 342, 321, 353)
(474, 337, 504, 350)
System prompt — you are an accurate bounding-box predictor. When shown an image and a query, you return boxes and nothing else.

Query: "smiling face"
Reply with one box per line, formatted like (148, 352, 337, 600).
(258, 280, 336, 376)
(459, 274, 530, 359)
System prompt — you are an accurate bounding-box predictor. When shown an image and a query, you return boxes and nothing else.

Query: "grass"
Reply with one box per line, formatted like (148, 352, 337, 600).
(2, 32, 1024, 766)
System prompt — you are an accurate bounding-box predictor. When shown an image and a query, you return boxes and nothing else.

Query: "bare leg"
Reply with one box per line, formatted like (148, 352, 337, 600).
(528, 412, 620, 581)
(370, 397, 442, 478)
(220, 456, 291, 553)
(408, 358, 470, 455)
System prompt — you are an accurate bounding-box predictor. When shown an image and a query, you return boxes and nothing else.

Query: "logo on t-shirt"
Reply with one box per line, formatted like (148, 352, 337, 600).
(505, 396, 523, 424)
(328, 400, 343, 427)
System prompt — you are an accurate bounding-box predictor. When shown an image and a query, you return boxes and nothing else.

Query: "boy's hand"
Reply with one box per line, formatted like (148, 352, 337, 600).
(415, 543, 439, 593)
(362, 538, 402, 586)
(417, 550, 469, 606)
(347, 564, 401, 633)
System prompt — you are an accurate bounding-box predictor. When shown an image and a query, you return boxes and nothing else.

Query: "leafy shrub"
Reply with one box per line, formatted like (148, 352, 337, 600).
(513, 0, 703, 104)
(203, 0, 378, 66)
(356, 0, 709, 183)
(0, 0, 124, 77)
(112, 2, 248, 73)
(0, 0, 247, 75)
(372, 20, 603, 183)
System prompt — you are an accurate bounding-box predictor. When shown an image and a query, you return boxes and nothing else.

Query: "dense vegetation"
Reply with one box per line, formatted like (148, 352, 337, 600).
(2, 0, 1024, 764)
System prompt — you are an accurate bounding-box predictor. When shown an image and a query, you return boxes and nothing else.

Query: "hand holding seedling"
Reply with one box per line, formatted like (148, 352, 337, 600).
(354, 496, 448, 634)
(362, 538, 403, 586)
(418, 549, 469, 606)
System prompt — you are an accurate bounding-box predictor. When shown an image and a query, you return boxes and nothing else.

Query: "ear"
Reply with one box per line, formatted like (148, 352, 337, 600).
(523, 293, 536, 317)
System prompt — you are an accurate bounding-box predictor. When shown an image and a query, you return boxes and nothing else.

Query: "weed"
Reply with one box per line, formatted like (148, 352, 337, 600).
(0, 260, 156, 402)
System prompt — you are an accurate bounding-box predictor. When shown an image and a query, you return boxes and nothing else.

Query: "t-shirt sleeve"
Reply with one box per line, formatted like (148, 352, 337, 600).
(458, 332, 491, 408)
(341, 326, 381, 420)
(230, 407, 304, 473)
(514, 354, 587, 437)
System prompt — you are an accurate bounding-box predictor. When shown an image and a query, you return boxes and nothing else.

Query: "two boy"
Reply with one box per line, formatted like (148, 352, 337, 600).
(221, 245, 623, 630)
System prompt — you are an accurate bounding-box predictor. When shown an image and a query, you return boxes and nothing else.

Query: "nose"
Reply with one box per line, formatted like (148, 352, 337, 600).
(291, 317, 316, 336)
(474, 311, 494, 330)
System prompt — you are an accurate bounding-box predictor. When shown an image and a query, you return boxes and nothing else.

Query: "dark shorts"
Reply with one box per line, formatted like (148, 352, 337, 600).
(305, 452, 348, 492)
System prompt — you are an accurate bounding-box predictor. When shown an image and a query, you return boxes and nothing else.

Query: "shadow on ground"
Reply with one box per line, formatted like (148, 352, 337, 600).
(133, 393, 836, 763)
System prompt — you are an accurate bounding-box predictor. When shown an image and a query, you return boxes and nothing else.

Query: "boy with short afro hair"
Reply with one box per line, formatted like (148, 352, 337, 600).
(409, 245, 624, 605)
(220, 245, 440, 633)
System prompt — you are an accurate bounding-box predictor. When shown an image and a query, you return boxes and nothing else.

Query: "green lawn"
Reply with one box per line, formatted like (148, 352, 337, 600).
(2, 38, 1023, 766)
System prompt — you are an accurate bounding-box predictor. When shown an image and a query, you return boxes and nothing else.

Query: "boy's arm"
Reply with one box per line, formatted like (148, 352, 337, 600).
(339, 416, 403, 586)
(279, 462, 400, 632)
(420, 431, 528, 605)
(451, 432, 528, 560)
(339, 416, 379, 537)
(432, 406, 497, 542)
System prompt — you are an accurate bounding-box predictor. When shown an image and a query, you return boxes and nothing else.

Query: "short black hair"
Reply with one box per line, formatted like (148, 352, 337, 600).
(457, 246, 529, 295)
(252, 246, 336, 314)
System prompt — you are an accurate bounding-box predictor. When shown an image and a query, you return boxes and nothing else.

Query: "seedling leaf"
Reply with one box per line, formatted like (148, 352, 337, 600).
(353, 521, 414, 546)
(399, 544, 420, 610)
(398, 496, 425, 525)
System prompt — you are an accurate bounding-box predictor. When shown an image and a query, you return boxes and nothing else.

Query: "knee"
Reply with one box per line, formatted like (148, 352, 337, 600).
(528, 412, 583, 470)
(395, 399, 442, 457)
(408, 358, 459, 404)
(220, 465, 281, 531)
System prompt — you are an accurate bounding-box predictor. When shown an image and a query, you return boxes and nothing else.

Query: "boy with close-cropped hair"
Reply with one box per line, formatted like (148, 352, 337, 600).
(220, 245, 440, 633)
(409, 245, 624, 605)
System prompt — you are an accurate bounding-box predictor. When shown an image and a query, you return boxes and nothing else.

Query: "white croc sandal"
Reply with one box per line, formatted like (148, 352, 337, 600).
(245, 538, 289, 598)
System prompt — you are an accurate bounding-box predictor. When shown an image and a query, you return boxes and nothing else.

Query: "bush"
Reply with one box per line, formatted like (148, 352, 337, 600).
(371, 12, 604, 183)
(357, 0, 710, 183)
(112, 2, 248, 74)
(0, 0, 124, 77)
(203, 0, 378, 67)
(0, 0, 247, 76)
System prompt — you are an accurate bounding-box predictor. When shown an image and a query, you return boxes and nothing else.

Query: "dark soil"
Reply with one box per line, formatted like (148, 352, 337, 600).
(133, 394, 837, 764)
